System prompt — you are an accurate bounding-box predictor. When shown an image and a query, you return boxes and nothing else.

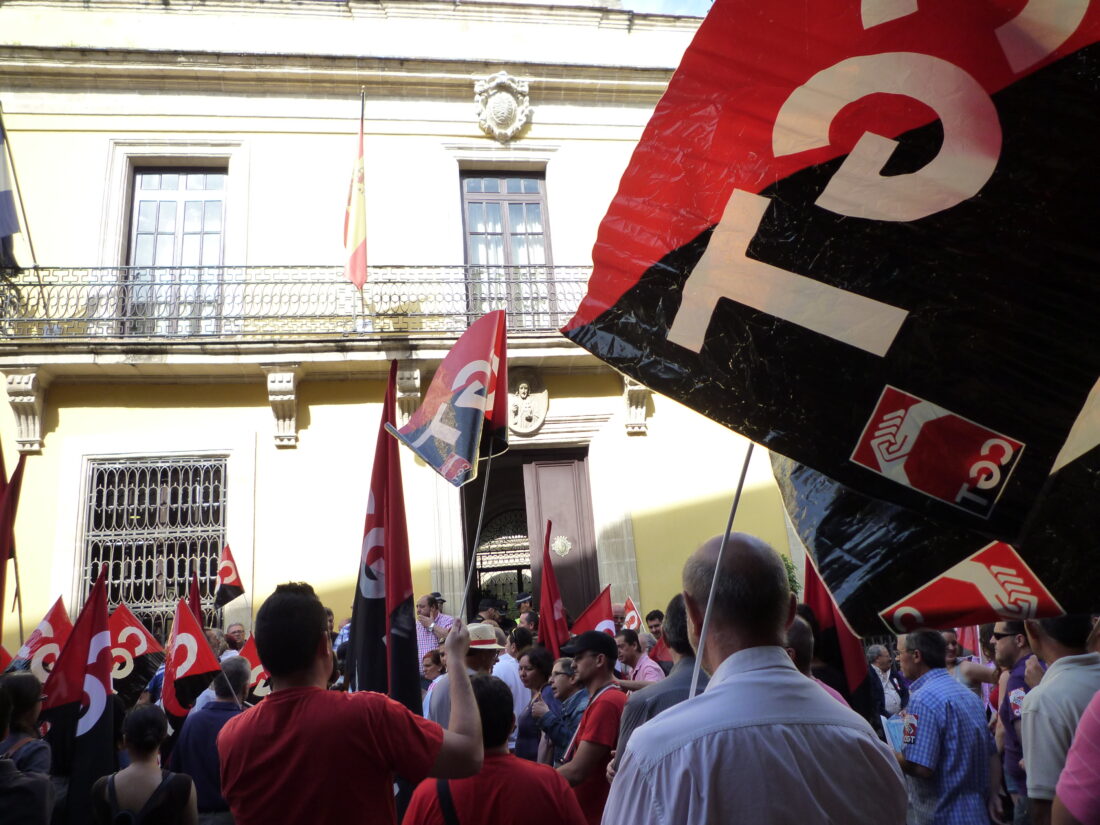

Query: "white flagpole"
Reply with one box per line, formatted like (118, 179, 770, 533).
(456, 451, 495, 622)
(689, 441, 755, 699)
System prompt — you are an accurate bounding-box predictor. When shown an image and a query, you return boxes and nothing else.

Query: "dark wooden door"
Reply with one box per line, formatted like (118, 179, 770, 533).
(523, 457, 600, 621)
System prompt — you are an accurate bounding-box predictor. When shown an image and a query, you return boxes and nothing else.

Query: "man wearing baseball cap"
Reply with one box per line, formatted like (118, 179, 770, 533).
(426, 623, 504, 728)
(557, 630, 627, 825)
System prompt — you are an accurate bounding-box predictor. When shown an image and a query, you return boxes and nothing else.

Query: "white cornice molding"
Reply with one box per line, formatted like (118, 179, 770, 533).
(0, 47, 676, 102)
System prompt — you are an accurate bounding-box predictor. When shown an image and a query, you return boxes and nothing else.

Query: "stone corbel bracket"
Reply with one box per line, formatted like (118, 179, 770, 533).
(623, 375, 651, 435)
(262, 365, 302, 448)
(396, 367, 422, 426)
(5, 367, 53, 453)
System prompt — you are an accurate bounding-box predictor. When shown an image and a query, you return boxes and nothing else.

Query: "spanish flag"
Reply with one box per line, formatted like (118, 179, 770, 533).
(343, 92, 367, 289)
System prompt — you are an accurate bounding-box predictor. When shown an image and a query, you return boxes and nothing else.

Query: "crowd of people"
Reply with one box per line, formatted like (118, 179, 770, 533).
(2, 532, 1100, 824)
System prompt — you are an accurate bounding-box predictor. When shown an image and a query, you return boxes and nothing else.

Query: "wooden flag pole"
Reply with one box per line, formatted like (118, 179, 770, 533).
(689, 441, 755, 699)
(456, 450, 495, 622)
(11, 549, 24, 642)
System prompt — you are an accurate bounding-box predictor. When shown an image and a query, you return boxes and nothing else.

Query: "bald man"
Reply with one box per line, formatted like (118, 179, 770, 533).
(604, 533, 906, 824)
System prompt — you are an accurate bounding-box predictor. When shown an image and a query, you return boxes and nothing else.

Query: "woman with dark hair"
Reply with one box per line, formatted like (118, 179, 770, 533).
(0, 672, 51, 774)
(91, 704, 197, 824)
(516, 646, 561, 763)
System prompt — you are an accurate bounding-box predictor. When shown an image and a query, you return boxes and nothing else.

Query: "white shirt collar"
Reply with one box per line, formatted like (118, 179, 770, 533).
(704, 645, 799, 692)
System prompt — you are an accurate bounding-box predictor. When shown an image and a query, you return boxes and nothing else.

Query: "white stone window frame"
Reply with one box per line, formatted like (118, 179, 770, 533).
(53, 434, 256, 620)
(99, 139, 250, 267)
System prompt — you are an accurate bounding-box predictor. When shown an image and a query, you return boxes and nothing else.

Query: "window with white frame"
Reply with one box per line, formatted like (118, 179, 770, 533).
(125, 169, 227, 335)
(461, 172, 554, 328)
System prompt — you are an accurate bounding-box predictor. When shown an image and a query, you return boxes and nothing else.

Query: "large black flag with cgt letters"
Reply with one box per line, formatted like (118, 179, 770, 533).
(563, 0, 1100, 634)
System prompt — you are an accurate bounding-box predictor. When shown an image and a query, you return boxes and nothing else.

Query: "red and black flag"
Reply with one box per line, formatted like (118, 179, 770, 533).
(536, 520, 569, 660)
(802, 554, 879, 728)
(5, 596, 72, 682)
(0, 451, 26, 641)
(108, 602, 165, 708)
(162, 598, 220, 729)
(563, 0, 1100, 633)
(238, 634, 270, 704)
(214, 544, 245, 608)
(387, 310, 508, 487)
(346, 360, 420, 715)
(41, 570, 115, 825)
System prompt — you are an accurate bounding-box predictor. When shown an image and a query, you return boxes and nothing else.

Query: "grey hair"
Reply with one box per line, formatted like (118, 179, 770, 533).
(213, 655, 252, 700)
(639, 632, 658, 652)
(866, 644, 888, 664)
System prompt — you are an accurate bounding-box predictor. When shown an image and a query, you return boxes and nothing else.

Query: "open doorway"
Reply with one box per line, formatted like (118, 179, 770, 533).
(461, 447, 599, 623)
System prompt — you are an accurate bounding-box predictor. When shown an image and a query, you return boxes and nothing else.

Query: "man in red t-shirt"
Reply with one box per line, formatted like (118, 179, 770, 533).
(557, 630, 628, 825)
(405, 674, 585, 825)
(217, 582, 483, 825)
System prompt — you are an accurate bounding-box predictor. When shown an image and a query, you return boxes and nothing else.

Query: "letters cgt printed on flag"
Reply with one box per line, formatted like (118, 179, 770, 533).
(387, 310, 508, 487)
(562, 0, 1100, 631)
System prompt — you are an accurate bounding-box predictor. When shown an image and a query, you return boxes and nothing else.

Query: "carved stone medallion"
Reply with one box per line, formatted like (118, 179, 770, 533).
(475, 72, 533, 143)
(508, 367, 548, 435)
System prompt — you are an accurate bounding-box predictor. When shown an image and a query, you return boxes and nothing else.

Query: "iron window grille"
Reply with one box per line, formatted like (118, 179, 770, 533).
(81, 456, 228, 642)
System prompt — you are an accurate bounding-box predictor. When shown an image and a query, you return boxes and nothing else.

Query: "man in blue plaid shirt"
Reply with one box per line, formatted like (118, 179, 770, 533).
(895, 629, 1000, 825)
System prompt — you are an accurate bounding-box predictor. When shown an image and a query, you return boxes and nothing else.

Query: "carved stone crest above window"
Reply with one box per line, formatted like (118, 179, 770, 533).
(475, 72, 533, 143)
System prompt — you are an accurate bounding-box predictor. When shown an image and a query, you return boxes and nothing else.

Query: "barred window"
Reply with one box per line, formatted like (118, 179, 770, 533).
(82, 456, 227, 643)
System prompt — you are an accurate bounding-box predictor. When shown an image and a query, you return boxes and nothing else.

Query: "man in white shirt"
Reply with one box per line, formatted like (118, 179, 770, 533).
(492, 627, 529, 752)
(604, 532, 906, 825)
(1021, 614, 1100, 825)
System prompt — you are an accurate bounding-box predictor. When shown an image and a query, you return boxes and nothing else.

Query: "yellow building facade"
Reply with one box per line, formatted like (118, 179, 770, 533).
(0, 0, 795, 650)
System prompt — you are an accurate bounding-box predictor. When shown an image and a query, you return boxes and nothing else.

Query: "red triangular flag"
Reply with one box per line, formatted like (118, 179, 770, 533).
(7, 596, 73, 682)
(108, 603, 165, 708)
(188, 571, 203, 625)
(42, 570, 115, 823)
(214, 544, 245, 608)
(623, 597, 643, 632)
(803, 555, 866, 696)
(163, 598, 220, 722)
(537, 520, 569, 660)
(238, 635, 271, 701)
(0, 453, 26, 641)
(572, 585, 615, 636)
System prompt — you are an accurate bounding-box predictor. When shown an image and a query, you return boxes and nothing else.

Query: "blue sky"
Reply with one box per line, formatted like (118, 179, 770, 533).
(621, 0, 712, 16)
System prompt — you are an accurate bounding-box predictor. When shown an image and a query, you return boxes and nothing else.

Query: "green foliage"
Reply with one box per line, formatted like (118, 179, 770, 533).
(783, 553, 801, 597)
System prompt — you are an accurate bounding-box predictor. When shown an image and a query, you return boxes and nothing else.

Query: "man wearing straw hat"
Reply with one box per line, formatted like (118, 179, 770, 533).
(604, 533, 905, 824)
(425, 623, 504, 728)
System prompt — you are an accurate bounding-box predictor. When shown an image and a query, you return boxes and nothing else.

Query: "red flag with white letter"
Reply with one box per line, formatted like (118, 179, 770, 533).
(572, 585, 615, 636)
(623, 597, 643, 632)
(238, 634, 271, 703)
(537, 520, 569, 660)
(108, 603, 165, 708)
(41, 570, 114, 825)
(346, 361, 420, 715)
(387, 311, 508, 487)
(162, 597, 220, 727)
(5, 596, 72, 681)
(214, 544, 245, 608)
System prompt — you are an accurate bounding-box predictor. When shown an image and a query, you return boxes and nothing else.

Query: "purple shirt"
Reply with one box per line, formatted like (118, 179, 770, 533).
(999, 655, 1030, 790)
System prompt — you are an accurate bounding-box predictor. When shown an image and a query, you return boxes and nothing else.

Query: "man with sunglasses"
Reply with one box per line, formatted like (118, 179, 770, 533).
(992, 621, 1035, 824)
(556, 631, 627, 825)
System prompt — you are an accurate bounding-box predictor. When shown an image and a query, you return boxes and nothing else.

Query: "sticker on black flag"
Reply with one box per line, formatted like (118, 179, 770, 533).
(563, 0, 1100, 631)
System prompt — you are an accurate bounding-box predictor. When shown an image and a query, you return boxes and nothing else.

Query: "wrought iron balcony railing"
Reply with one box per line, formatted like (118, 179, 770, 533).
(0, 265, 591, 341)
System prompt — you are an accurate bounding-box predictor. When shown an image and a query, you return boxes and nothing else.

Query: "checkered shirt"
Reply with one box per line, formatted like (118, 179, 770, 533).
(902, 668, 996, 825)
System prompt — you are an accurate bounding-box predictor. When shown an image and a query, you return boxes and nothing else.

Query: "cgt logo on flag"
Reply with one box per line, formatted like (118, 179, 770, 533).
(851, 386, 1024, 518)
(880, 541, 1063, 633)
